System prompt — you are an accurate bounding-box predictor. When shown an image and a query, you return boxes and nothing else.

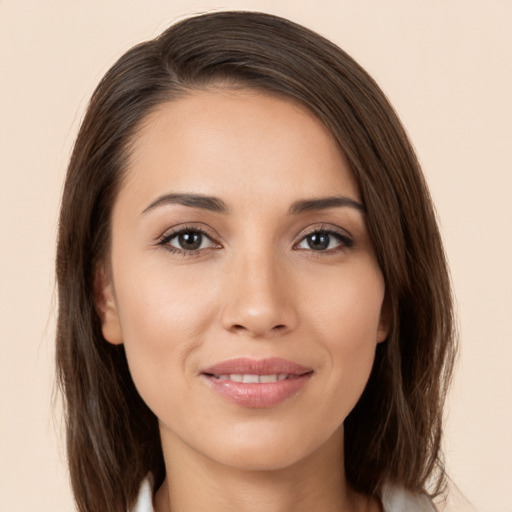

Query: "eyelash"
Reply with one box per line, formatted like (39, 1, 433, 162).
(156, 224, 354, 258)
(157, 225, 220, 258)
(296, 225, 354, 254)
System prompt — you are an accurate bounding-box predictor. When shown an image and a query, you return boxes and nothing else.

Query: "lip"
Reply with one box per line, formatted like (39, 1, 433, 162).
(201, 358, 313, 409)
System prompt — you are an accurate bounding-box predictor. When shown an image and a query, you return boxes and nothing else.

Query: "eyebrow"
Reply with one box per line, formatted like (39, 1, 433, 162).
(140, 193, 364, 216)
(141, 193, 229, 215)
(288, 196, 365, 215)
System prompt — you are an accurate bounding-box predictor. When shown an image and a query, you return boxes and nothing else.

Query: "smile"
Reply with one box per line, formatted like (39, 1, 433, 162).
(201, 358, 313, 408)
(211, 373, 295, 383)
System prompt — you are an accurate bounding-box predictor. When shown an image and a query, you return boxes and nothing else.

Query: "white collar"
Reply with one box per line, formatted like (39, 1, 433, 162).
(381, 482, 436, 512)
(132, 477, 435, 512)
(131, 477, 154, 512)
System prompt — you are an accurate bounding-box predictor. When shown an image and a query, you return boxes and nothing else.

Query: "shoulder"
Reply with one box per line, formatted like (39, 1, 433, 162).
(381, 483, 436, 512)
(131, 477, 155, 512)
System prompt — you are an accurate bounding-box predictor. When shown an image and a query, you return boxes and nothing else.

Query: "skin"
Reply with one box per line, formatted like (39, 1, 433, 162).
(97, 89, 388, 512)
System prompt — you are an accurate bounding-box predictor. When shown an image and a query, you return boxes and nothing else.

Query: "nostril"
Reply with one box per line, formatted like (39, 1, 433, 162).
(229, 323, 288, 335)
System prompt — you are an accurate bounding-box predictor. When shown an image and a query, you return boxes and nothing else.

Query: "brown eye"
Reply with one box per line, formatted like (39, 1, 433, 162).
(296, 229, 353, 252)
(161, 229, 217, 252)
(306, 232, 331, 250)
(175, 231, 203, 250)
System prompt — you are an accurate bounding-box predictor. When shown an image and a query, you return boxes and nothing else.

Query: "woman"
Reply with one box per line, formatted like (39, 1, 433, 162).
(56, 11, 456, 512)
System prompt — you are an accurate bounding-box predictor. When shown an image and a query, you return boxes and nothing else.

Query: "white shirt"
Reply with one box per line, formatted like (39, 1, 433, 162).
(131, 477, 435, 512)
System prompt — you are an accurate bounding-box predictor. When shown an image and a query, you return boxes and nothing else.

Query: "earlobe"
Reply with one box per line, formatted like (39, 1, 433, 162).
(377, 295, 392, 343)
(94, 263, 123, 345)
(377, 321, 389, 343)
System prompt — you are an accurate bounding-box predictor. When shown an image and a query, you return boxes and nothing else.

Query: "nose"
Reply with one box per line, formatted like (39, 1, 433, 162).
(220, 251, 298, 338)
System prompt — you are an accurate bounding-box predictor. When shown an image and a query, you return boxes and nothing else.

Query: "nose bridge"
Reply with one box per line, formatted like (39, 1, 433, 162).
(221, 241, 296, 337)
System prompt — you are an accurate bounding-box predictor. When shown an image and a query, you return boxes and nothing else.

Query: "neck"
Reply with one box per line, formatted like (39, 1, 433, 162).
(154, 427, 377, 512)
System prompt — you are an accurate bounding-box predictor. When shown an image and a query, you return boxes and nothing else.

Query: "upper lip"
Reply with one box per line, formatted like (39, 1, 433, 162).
(201, 357, 312, 376)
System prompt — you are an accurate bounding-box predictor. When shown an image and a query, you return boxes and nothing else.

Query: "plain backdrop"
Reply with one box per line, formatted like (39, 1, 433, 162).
(1, 1, 511, 511)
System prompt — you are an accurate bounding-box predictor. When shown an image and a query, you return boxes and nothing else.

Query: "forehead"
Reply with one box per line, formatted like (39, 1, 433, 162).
(121, 88, 360, 211)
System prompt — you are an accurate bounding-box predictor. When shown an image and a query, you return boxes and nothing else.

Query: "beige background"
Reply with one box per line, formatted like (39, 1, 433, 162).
(1, 1, 511, 511)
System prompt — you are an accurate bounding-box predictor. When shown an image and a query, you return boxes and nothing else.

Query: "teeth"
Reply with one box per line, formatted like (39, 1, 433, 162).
(243, 374, 259, 383)
(214, 373, 289, 383)
(259, 374, 279, 383)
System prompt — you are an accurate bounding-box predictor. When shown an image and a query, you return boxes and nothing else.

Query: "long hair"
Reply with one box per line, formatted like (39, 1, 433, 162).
(56, 11, 456, 512)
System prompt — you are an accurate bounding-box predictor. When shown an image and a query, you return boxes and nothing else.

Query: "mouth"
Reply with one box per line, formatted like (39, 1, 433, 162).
(206, 373, 303, 383)
(201, 358, 313, 408)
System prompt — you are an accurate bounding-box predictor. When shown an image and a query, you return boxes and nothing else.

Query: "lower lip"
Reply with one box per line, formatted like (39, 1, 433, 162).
(203, 374, 312, 408)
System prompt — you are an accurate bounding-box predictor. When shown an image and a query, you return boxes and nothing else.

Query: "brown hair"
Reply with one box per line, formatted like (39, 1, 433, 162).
(56, 10, 456, 512)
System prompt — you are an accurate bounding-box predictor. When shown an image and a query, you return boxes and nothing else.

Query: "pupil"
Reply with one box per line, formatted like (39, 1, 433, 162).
(308, 233, 329, 250)
(179, 231, 202, 250)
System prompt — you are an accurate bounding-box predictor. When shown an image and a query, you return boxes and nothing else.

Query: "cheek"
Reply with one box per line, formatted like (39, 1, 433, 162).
(306, 263, 384, 411)
(306, 260, 385, 344)
(112, 260, 219, 399)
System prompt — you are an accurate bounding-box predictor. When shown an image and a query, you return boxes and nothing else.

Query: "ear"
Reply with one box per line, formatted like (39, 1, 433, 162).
(377, 294, 392, 343)
(94, 263, 123, 345)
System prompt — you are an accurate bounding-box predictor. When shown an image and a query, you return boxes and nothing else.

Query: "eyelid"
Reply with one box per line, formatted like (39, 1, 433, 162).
(155, 222, 353, 257)
(293, 224, 354, 251)
(156, 224, 222, 252)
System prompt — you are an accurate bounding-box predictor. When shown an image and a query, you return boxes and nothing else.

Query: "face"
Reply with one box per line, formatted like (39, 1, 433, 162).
(98, 89, 388, 472)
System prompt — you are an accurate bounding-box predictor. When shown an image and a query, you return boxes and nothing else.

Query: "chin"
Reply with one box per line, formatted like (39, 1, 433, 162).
(202, 421, 343, 473)
(213, 444, 308, 472)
